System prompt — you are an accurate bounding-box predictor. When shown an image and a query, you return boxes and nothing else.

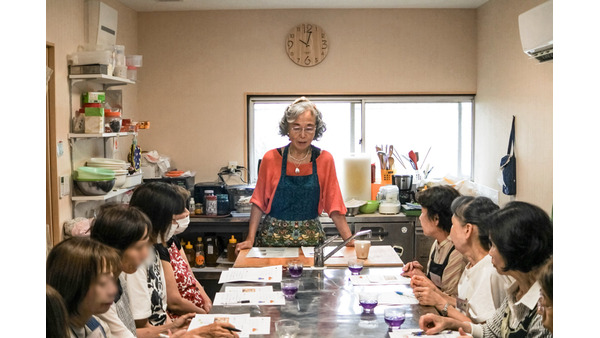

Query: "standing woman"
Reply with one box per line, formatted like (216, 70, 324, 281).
(236, 97, 352, 251)
(47, 237, 121, 338)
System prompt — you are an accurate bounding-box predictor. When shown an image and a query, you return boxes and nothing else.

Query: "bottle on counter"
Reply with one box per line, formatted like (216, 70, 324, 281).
(184, 241, 195, 265)
(189, 197, 196, 214)
(204, 236, 219, 267)
(227, 235, 238, 262)
(205, 190, 217, 216)
(195, 203, 203, 215)
(195, 237, 205, 268)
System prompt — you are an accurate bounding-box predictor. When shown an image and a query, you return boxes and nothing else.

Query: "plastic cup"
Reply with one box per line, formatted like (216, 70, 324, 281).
(355, 240, 371, 259)
(384, 307, 406, 330)
(348, 258, 364, 275)
(288, 260, 303, 278)
(281, 279, 299, 300)
(275, 319, 299, 337)
(358, 292, 378, 313)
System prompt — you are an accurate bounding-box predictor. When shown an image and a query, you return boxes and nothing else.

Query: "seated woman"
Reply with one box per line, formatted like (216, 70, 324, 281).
(155, 185, 212, 319)
(402, 185, 465, 297)
(47, 284, 70, 338)
(91, 203, 195, 337)
(411, 196, 512, 323)
(419, 201, 553, 337)
(47, 237, 121, 338)
(537, 258, 553, 333)
(128, 182, 208, 329)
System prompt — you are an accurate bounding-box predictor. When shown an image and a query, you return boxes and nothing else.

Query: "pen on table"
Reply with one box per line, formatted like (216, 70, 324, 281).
(226, 327, 242, 333)
(395, 291, 404, 296)
(225, 300, 251, 304)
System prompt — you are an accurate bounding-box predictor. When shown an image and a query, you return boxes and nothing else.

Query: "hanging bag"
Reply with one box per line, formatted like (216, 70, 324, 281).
(499, 116, 517, 195)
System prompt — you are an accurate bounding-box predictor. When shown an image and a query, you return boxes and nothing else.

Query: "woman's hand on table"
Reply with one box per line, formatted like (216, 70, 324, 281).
(413, 286, 442, 306)
(410, 275, 436, 289)
(418, 313, 449, 335)
(171, 313, 195, 330)
(235, 240, 253, 255)
(195, 281, 213, 313)
(170, 322, 239, 338)
(401, 261, 425, 278)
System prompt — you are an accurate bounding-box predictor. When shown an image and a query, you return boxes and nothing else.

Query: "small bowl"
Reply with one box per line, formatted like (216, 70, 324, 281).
(75, 178, 116, 196)
(113, 173, 127, 189)
(359, 200, 380, 214)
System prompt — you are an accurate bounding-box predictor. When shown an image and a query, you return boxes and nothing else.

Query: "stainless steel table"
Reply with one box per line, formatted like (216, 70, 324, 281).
(209, 267, 437, 337)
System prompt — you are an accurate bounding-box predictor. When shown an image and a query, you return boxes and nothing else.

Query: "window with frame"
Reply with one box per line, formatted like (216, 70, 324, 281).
(247, 95, 474, 184)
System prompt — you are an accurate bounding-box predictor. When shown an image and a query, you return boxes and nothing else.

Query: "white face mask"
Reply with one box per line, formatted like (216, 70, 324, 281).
(157, 224, 177, 244)
(173, 215, 190, 235)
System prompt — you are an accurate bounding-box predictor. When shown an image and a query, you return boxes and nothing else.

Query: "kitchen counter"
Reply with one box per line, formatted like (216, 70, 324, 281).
(234, 246, 404, 268)
(209, 267, 435, 337)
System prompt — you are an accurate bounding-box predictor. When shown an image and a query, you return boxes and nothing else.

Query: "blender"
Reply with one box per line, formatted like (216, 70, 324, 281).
(377, 185, 401, 214)
(393, 175, 415, 205)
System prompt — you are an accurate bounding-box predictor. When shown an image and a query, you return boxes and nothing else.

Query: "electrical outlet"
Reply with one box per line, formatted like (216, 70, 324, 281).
(228, 161, 238, 171)
(59, 175, 70, 198)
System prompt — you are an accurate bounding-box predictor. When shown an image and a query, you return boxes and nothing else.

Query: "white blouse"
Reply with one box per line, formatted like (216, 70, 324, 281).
(456, 254, 513, 323)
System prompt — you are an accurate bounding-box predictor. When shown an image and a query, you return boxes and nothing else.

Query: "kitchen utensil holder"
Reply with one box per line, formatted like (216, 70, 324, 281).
(381, 169, 395, 185)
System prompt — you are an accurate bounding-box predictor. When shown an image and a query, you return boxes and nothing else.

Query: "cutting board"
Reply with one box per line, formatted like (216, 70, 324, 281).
(233, 245, 403, 268)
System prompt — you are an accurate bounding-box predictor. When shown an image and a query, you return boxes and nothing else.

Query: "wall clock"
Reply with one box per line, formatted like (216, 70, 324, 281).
(286, 23, 329, 67)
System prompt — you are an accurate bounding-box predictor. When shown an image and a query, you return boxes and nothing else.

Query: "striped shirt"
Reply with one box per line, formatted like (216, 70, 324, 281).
(426, 236, 467, 297)
(469, 281, 552, 338)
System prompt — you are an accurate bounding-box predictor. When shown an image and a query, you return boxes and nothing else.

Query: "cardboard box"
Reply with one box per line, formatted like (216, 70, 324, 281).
(82, 92, 106, 104)
(84, 107, 104, 133)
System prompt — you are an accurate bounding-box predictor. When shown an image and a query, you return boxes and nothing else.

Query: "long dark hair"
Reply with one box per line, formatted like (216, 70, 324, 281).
(129, 182, 185, 244)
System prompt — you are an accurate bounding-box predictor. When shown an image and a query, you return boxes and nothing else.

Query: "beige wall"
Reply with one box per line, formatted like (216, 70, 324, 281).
(474, 0, 553, 212)
(136, 9, 477, 182)
(46, 0, 139, 230)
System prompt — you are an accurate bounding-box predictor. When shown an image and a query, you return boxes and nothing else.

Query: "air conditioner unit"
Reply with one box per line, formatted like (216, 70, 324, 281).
(518, 0, 553, 63)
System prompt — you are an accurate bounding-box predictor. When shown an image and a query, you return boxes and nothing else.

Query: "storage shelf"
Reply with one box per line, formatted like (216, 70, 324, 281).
(71, 185, 138, 202)
(69, 74, 135, 85)
(69, 132, 138, 139)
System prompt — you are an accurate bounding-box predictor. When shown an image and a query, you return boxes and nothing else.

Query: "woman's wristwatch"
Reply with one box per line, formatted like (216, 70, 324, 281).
(440, 303, 450, 317)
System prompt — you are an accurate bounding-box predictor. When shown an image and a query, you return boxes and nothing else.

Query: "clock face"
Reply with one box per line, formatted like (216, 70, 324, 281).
(286, 23, 329, 67)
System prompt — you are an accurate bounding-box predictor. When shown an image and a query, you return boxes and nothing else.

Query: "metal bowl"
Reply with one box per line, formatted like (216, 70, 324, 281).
(75, 179, 116, 196)
(346, 206, 361, 216)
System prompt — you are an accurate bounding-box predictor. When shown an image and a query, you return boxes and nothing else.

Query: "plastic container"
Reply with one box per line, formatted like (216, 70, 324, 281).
(70, 50, 113, 66)
(113, 65, 127, 78)
(184, 241, 195, 265)
(127, 66, 137, 81)
(114, 45, 126, 66)
(205, 190, 217, 216)
(126, 55, 143, 67)
(104, 110, 122, 133)
(73, 109, 85, 133)
(227, 236, 237, 262)
(195, 237, 205, 268)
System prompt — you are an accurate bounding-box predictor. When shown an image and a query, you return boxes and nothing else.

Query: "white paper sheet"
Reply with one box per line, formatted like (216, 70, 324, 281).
(187, 314, 271, 337)
(388, 329, 460, 338)
(301, 246, 345, 258)
(218, 265, 283, 284)
(224, 286, 274, 293)
(349, 274, 411, 285)
(377, 291, 419, 305)
(246, 247, 299, 258)
(213, 291, 286, 306)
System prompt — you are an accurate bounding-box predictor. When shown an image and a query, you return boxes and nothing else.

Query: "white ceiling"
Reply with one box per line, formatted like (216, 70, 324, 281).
(119, 0, 490, 12)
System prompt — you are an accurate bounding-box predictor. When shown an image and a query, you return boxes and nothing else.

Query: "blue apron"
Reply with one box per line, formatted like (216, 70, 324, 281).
(255, 144, 325, 247)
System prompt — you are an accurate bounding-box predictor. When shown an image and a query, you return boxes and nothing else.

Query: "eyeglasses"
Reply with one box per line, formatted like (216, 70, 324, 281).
(537, 295, 552, 313)
(290, 126, 316, 135)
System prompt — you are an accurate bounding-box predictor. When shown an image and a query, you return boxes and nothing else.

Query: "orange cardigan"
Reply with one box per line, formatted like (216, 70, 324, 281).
(250, 148, 347, 217)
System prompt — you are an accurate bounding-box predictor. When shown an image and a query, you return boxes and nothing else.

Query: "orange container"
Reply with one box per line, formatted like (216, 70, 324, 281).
(381, 170, 395, 185)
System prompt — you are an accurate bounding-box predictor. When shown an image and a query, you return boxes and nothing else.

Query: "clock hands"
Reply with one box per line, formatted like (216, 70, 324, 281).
(299, 31, 312, 47)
